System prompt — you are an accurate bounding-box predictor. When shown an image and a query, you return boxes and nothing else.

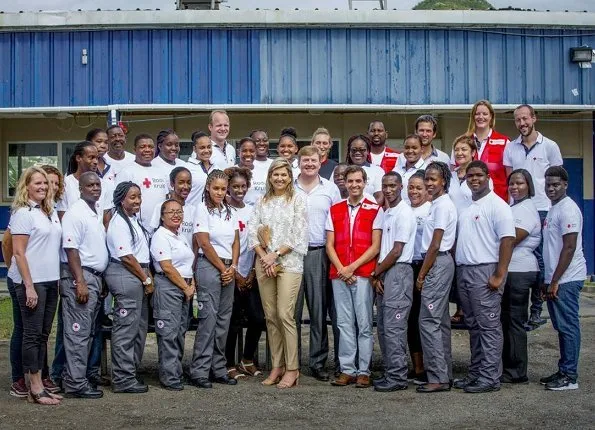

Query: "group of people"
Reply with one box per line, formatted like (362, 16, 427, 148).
(3, 102, 587, 406)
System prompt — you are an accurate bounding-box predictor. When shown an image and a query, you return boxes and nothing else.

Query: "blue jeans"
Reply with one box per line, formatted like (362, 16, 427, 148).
(7, 277, 23, 382)
(531, 210, 548, 315)
(547, 280, 583, 381)
(332, 277, 374, 376)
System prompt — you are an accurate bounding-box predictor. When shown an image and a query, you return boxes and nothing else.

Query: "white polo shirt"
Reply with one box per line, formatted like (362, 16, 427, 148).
(448, 171, 494, 215)
(379, 200, 416, 264)
(393, 155, 426, 203)
(209, 140, 236, 167)
(107, 212, 150, 264)
(244, 159, 273, 206)
(455, 191, 516, 265)
(61, 198, 109, 272)
(421, 194, 457, 253)
(186, 157, 220, 208)
(543, 196, 587, 284)
(150, 226, 195, 279)
(149, 200, 196, 247)
(195, 202, 238, 260)
(98, 159, 117, 183)
(361, 163, 385, 196)
(151, 156, 188, 182)
(103, 151, 135, 174)
(232, 204, 256, 278)
(503, 133, 563, 211)
(508, 198, 541, 273)
(56, 174, 114, 214)
(325, 199, 384, 239)
(8, 204, 62, 284)
(411, 201, 431, 261)
(295, 176, 342, 246)
(116, 162, 169, 230)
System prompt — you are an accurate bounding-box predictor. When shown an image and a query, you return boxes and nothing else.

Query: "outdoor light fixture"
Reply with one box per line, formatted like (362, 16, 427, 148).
(570, 46, 594, 68)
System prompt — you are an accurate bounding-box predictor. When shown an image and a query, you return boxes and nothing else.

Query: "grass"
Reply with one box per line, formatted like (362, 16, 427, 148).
(0, 297, 14, 339)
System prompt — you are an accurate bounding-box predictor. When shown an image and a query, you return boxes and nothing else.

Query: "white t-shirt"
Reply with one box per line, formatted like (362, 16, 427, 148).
(379, 200, 416, 264)
(210, 140, 236, 167)
(508, 198, 541, 273)
(232, 204, 256, 278)
(151, 156, 188, 184)
(195, 202, 238, 260)
(411, 201, 431, 261)
(56, 174, 115, 214)
(150, 200, 196, 247)
(61, 199, 109, 272)
(150, 226, 195, 279)
(361, 163, 385, 196)
(186, 157, 220, 208)
(503, 133, 563, 211)
(370, 150, 385, 166)
(116, 162, 169, 230)
(325, 199, 384, 239)
(421, 194, 457, 253)
(244, 159, 273, 206)
(295, 176, 342, 246)
(103, 151, 135, 174)
(455, 191, 516, 266)
(543, 196, 587, 284)
(392, 155, 426, 203)
(107, 212, 150, 264)
(448, 171, 494, 215)
(8, 204, 62, 283)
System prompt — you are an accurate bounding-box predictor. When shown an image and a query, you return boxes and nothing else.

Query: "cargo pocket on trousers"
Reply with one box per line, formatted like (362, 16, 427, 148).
(477, 300, 500, 330)
(65, 313, 92, 338)
(196, 294, 210, 320)
(113, 298, 138, 327)
(154, 310, 174, 337)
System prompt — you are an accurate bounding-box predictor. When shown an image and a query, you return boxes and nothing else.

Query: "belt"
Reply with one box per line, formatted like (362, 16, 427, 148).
(155, 272, 193, 284)
(60, 263, 103, 277)
(197, 253, 232, 266)
(420, 251, 450, 259)
(109, 257, 150, 268)
(308, 245, 325, 251)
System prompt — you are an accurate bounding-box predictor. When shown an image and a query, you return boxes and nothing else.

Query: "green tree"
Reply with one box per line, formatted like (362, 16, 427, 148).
(413, 0, 494, 9)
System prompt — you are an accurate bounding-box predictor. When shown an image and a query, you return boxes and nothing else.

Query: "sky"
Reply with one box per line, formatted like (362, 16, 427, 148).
(0, 0, 593, 12)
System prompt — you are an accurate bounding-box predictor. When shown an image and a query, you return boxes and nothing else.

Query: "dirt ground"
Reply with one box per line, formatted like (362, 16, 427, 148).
(1, 296, 594, 430)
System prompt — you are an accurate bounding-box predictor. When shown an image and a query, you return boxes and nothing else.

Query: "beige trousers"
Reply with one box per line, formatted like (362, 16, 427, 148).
(256, 261, 303, 371)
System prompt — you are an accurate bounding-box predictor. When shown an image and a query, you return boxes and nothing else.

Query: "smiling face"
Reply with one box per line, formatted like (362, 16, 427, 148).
(474, 104, 493, 130)
(161, 200, 184, 230)
(368, 122, 387, 148)
(277, 137, 298, 161)
(545, 175, 567, 203)
(299, 153, 321, 178)
(46, 173, 60, 199)
(403, 137, 422, 165)
(382, 175, 402, 206)
(346, 170, 365, 200)
(407, 177, 428, 207)
(466, 166, 490, 195)
(80, 173, 102, 204)
(194, 136, 212, 163)
(252, 131, 270, 160)
(311, 133, 332, 159)
(208, 112, 230, 144)
(424, 168, 446, 199)
(239, 141, 257, 169)
(135, 138, 155, 164)
(508, 172, 529, 202)
(228, 175, 248, 204)
(159, 133, 180, 162)
(27, 172, 49, 204)
(270, 166, 291, 193)
(415, 121, 436, 147)
(78, 145, 99, 173)
(172, 170, 192, 201)
(107, 126, 126, 152)
(208, 178, 229, 207)
(90, 131, 109, 157)
(333, 164, 347, 192)
(122, 186, 142, 216)
(454, 141, 476, 167)
(349, 138, 369, 166)
(514, 106, 536, 137)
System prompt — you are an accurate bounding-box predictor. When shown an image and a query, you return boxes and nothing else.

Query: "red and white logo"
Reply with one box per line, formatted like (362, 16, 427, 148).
(156, 320, 165, 329)
(119, 309, 128, 317)
(72, 323, 80, 332)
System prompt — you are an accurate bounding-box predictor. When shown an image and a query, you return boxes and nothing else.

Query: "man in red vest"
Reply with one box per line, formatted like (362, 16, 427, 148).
(368, 120, 400, 173)
(326, 165, 383, 388)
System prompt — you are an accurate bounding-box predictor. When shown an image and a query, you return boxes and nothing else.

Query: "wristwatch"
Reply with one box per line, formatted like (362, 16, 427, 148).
(142, 277, 152, 286)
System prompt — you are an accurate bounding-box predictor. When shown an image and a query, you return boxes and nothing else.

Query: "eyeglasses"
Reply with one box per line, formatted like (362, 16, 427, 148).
(163, 210, 184, 216)
(350, 148, 368, 154)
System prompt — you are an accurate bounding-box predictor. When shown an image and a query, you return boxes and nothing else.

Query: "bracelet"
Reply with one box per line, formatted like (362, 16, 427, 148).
(231, 264, 238, 270)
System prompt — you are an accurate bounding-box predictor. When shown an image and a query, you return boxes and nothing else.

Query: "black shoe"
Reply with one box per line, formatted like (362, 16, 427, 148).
(311, 369, 330, 382)
(372, 377, 386, 387)
(191, 378, 213, 389)
(545, 374, 578, 391)
(88, 374, 111, 387)
(65, 388, 104, 399)
(136, 376, 146, 385)
(453, 375, 478, 389)
(161, 382, 184, 391)
(540, 371, 563, 385)
(463, 380, 500, 393)
(374, 379, 408, 392)
(412, 372, 428, 385)
(212, 375, 237, 385)
(113, 382, 148, 394)
(416, 383, 450, 393)
(500, 375, 529, 384)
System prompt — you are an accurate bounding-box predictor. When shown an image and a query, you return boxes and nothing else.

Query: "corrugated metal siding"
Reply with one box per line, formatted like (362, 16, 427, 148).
(0, 27, 593, 107)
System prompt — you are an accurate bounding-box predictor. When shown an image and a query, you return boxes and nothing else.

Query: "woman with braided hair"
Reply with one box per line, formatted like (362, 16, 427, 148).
(104, 181, 153, 394)
(189, 170, 240, 388)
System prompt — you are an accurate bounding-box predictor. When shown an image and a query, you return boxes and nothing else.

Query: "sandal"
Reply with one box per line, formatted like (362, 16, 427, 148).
(277, 371, 300, 389)
(27, 389, 61, 405)
(238, 361, 262, 377)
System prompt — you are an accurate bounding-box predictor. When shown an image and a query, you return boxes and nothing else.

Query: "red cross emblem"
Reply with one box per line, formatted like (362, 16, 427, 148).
(142, 178, 152, 188)
(239, 220, 246, 231)
(475, 215, 480, 221)
(567, 224, 571, 228)
(67, 238, 72, 242)
(119, 246, 123, 250)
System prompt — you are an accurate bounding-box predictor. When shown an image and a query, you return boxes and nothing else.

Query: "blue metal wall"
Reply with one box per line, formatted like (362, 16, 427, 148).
(0, 28, 593, 107)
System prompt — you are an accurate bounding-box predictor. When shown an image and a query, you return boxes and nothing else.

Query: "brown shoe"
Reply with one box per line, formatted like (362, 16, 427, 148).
(355, 375, 372, 388)
(331, 373, 357, 386)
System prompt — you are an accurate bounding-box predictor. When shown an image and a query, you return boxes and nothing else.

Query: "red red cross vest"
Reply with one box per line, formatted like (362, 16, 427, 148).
(478, 130, 510, 201)
(377, 147, 400, 173)
(329, 198, 380, 279)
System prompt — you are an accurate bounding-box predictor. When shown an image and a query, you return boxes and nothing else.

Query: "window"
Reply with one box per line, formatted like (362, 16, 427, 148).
(7, 142, 59, 198)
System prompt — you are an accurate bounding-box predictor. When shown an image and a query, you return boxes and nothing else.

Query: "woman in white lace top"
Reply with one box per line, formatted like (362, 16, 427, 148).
(248, 158, 308, 389)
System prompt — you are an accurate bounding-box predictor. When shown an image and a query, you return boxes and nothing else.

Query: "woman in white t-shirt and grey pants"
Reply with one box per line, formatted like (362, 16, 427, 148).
(9, 167, 63, 405)
(502, 169, 541, 383)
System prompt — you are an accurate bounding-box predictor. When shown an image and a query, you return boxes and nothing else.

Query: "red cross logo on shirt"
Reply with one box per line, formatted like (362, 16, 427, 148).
(475, 215, 480, 221)
(239, 220, 246, 231)
(567, 224, 571, 228)
(142, 178, 152, 188)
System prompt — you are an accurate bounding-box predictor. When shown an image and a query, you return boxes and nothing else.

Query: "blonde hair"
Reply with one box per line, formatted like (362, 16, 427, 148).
(41, 165, 65, 202)
(467, 100, 496, 135)
(311, 127, 331, 143)
(12, 166, 54, 216)
(263, 158, 294, 203)
(209, 109, 228, 125)
(297, 145, 321, 162)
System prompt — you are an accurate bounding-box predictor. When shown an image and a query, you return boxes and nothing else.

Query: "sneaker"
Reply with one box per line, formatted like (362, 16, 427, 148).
(227, 368, 247, 380)
(413, 372, 428, 385)
(237, 361, 262, 377)
(453, 375, 478, 389)
(540, 371, 563, 385)
(527, 313, 547, 327)
(545, 374, 578, 391)
(42, 378, 62, 394)
(9, 378, 28, 398)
